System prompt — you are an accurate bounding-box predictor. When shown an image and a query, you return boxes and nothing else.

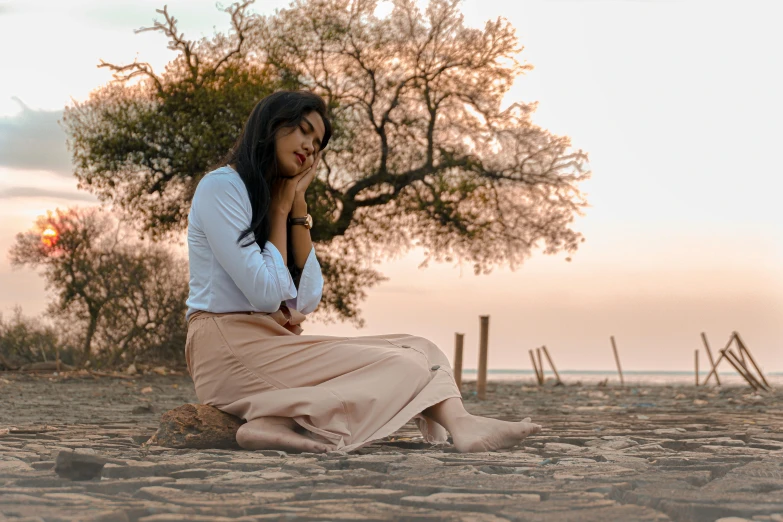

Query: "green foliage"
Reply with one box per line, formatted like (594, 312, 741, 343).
(63, 0, 591, 324)
(62, 3, 287, 238)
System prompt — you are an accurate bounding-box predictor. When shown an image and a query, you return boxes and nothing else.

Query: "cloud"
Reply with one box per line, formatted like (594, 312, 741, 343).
(0, 186, 97, 202)
(0, 98, 72, 175)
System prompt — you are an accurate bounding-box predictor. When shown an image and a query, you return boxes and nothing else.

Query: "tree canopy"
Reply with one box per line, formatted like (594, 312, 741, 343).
(63, 0, 590, 325)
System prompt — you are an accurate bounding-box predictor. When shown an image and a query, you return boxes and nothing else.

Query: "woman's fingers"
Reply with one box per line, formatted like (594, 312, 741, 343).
(296, 154, 319, 193)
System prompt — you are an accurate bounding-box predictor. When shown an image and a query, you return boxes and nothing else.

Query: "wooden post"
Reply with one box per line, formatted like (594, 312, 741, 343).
(610, 336, 624, 387)
(722, 349, 760, 391)
(700, 332, 721, 386)
(734, 332, 771, 389)
(453, 333, 464, 392)
(536, 348, 545, 383)
(694, 349, 699, 386)
(477, 315, 489, 400)
(55, 344, 61, 373)
(541, 346, 562, 385)
(529, 349, 542, 385)
(704, 333, 734, 385)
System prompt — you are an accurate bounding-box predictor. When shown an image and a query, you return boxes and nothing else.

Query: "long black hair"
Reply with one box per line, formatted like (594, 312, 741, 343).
(224, 91, 332, 258)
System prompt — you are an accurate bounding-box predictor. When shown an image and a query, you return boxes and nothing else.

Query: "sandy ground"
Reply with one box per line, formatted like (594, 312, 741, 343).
(1, 372, 782, 522)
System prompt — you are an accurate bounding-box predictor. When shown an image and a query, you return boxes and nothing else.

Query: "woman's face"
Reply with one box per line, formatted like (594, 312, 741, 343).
(274, 111, 326, 178)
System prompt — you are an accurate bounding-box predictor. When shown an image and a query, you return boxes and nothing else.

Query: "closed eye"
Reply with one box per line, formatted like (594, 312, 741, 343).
(301, 117, 324, 151)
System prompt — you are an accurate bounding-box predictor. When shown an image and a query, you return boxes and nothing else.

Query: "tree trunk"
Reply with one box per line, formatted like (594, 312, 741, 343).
(82, 312, 99, 365)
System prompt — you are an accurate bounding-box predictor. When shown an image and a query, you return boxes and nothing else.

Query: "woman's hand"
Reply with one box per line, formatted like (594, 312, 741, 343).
(295, 152, 319, 198)
(271, 153, 319, 216)
(270, 173, 304, 216)
(291, 153, 319, 216)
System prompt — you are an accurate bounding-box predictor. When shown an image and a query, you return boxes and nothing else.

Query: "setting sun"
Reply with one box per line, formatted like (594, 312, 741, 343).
(41, 227, 58, 247)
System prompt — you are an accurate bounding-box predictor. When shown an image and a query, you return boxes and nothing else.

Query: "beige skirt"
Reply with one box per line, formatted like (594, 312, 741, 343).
(185, 308, 463, 452)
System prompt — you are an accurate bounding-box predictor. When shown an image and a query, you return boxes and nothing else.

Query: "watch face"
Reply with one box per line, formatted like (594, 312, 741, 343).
(306, 214, 313, 229)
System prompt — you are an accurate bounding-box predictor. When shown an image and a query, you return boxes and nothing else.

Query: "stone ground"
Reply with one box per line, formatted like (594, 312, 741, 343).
(1, 372, 782, 522)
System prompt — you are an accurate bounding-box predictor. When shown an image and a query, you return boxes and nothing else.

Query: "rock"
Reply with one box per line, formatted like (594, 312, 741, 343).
(168, 468, 211, 479)
(54, 449, 107, 480)
(126, 364, 137, 375)
(132, 404, 155, 415)
(585, 438, 639, 450)
(145, 404, 245, 449)
(543, 442, 581, 452)
(0, 458, 35, 475)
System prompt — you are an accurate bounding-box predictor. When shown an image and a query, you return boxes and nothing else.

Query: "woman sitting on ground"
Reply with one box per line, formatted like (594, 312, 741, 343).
(185, 90, 541, 453)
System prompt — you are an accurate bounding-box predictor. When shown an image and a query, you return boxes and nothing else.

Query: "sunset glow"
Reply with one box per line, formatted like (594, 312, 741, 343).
(41, 227, 58, 247)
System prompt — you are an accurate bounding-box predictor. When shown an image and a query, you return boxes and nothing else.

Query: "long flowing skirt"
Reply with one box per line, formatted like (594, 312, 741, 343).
(185, 309, 463, 452)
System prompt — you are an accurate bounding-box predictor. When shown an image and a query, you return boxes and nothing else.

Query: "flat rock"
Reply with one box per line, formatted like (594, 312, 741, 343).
(145, 404, 244, 450)
(54, 449, 107, 481)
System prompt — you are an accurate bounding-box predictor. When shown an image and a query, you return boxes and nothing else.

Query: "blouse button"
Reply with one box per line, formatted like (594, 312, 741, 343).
(431, 365, 440, 371)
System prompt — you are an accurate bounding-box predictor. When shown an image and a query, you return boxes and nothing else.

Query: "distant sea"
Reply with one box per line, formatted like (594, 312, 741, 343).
(461, 369, 783, 386)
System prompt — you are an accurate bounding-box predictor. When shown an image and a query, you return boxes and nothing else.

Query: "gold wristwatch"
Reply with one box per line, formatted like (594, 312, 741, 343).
(289, 214, 313, 230)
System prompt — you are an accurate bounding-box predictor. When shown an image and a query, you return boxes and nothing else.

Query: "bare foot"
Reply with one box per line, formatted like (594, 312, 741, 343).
(236, 416, 335, 454)
(450, 415, 541, 453)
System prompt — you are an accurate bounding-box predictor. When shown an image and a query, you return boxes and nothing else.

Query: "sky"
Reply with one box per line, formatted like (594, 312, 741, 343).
(0, 0, 781, 374)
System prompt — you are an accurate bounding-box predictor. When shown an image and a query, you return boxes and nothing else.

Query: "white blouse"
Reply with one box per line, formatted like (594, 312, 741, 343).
(185, 166, 324, 320)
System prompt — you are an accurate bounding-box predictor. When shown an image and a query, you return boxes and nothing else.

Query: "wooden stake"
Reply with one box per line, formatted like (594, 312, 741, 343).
(734, 331, 770, 389)
(453, 333, 464, 392)
(703, 333, 734, 385)
(477, 315, 489, 400)
(536, 347, 545, 383)
(722, 349, 760, 391)
(694, 349, 699, 386)
(529, 349, 542, 385)
(611, 336, 624, 386)
(541, 346, 562, 385)
(700, 332, 720, 386)
(730, 346, 768, 392)
(55, 345, 61, 373)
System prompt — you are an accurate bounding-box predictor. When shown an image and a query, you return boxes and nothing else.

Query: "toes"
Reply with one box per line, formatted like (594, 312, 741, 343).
(523, 423, 542, 435)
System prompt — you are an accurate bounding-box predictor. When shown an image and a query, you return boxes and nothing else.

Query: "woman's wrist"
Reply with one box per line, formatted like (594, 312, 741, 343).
(290, 197, 308, 218)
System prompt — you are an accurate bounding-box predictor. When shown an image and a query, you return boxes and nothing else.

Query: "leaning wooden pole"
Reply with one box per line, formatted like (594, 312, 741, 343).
(529, 349, 542, 385)
(700, 332, 721, 386)
(722, 349, 760, 391)
(610, 336, 624, 386)
(536, 348, 545, 383)
(541, 346, 562, 385)
(694, 350, 699, 386)
(453, 333, 464, 392)
(729, 345, 768, 392)
(734, 331, 770, 389)
(477, 315, 489, 400)
(704, 333, 734, 385)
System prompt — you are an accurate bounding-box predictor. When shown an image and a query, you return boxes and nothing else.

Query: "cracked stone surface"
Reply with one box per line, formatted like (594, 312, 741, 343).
(1, 373, 782, 521)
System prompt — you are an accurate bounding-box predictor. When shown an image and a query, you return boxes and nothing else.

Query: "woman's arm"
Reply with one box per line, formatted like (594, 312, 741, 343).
(195, 174, 297, 312)
(267, 207, 289, 264)
(289, 197, 312, 270)
(267, 161, 313, 264)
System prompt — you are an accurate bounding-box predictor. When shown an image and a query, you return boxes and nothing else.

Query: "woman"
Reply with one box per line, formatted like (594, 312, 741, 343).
(185, 90, 541, 453)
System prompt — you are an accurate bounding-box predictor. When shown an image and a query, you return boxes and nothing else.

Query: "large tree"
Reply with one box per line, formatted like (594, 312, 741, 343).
(64, 0, 590, 325)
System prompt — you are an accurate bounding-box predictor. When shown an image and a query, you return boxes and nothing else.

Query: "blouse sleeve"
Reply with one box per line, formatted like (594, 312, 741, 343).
(285, 246, 324, 315)
(194, 174, 297, 312)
